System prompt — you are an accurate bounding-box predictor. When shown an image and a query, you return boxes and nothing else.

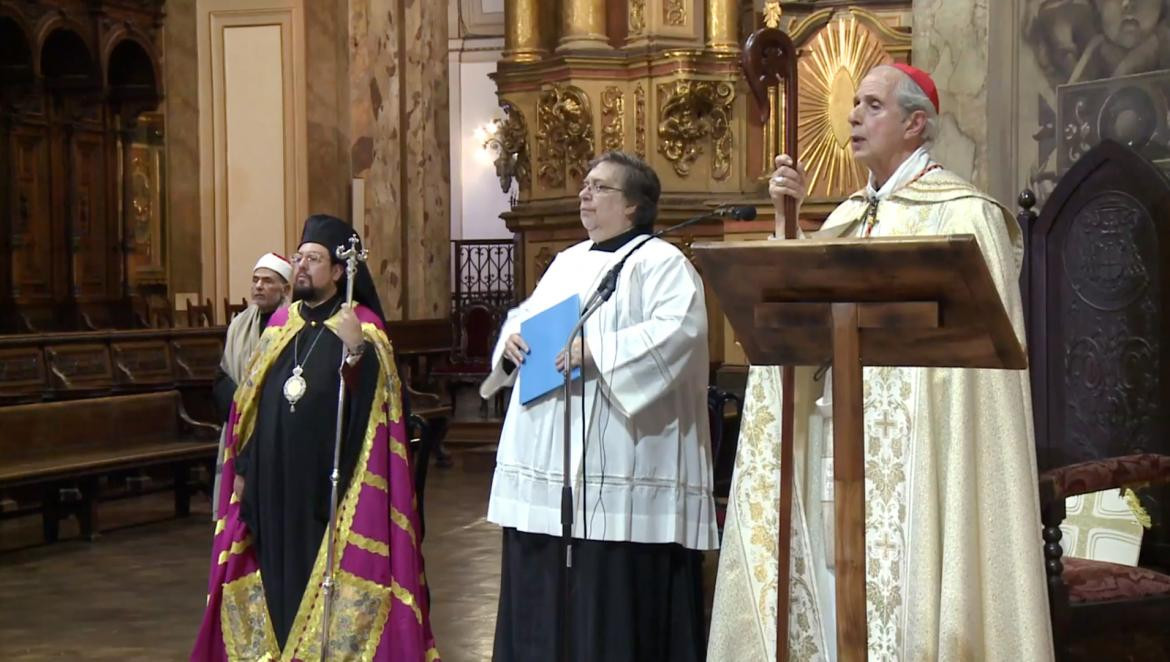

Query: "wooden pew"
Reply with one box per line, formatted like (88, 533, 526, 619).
(0, 345, 45, 405)
(0, 390, 220, 542)
(0, 321, 454, 542)
(0, 327, 224, 402)
(0, 328, 225, 542)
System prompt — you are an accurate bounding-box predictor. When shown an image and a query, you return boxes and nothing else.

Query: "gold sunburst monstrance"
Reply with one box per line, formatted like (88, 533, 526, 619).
(798, 16, 891, 200)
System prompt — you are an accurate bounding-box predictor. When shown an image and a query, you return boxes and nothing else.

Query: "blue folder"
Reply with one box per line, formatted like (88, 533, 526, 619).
(519, 294, 582, 405)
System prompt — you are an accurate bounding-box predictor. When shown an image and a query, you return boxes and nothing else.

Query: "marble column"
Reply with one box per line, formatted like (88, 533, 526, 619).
(558, 0, 609, 52)
(912, 0, 1017, 205)
(163, 0, 202, 296)
(305, 0, 351, 218)
(350, 0, 450, 320)
(706, 0, 739, 52)
(504, 0, 545, 63)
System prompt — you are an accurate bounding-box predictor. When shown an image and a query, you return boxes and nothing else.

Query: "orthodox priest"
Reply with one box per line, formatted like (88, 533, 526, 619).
(707, 64, 1054, 660)
(480, 151, 717, 662)
(210, 251, 292, 520)
(191, 214, 439, 661)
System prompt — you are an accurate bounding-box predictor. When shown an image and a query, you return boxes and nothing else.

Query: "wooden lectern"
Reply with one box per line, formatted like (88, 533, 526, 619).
(694, 234, 1027, 661)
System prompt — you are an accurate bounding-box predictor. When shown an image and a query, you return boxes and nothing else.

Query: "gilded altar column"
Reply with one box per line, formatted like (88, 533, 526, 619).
(706, 0, 739, 52)
(557, 0, 609, 52)
(504, 0, 545, 62)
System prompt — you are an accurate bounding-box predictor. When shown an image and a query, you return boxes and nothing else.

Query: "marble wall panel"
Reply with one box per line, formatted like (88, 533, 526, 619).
(163, 0, 202, 296)
(351, 0, 405, 319)
(350, 0, 450, 320)
(404, 0, 452, 319)
(912, 0, 1020, 207)
(305, 0, 351, 219)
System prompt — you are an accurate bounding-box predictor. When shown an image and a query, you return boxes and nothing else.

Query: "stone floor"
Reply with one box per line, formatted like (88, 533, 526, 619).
(0, 457, 499, 661)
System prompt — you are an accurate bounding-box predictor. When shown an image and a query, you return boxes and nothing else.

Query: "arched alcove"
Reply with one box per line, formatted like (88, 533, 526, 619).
(107, 38, 159, 103)
(39, 27, 99, 93)
(0, 15, 33, 89)
(1, 2, 166, 332)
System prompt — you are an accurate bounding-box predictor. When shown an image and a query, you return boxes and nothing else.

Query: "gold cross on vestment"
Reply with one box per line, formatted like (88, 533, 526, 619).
(875, 413, 897, 436)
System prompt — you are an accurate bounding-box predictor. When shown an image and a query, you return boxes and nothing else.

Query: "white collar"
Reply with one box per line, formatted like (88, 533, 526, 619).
(865, 145, 933, 200)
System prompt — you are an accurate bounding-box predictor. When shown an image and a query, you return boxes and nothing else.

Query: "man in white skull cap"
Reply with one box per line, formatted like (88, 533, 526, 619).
(210, 251, 293, 517)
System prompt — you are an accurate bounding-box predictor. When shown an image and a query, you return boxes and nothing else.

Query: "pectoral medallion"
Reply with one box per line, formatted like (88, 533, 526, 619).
(284, 365, 307, 412)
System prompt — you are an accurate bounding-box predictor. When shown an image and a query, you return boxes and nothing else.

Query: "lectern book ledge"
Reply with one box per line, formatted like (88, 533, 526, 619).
(693, 234, 1026, 371)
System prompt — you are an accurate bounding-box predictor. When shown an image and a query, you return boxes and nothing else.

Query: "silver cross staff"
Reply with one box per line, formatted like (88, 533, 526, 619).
(320, 234, 368, 660)
(336, 236, 368, 306)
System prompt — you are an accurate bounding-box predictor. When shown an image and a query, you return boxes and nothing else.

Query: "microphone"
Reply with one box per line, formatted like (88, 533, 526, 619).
(713, 205, 758, 221)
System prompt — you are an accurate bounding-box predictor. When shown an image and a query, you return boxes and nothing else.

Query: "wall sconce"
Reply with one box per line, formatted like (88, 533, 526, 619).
(481, 102, 530, 201)
(474, 121, 501, 166)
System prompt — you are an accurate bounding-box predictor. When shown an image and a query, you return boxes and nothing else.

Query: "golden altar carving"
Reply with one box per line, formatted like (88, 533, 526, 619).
(493, 1, 913, 365)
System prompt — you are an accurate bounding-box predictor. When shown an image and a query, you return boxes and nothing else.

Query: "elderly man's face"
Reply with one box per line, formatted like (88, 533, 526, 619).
(251, 267, 288, 313)
(1097, 0, 1162, 49)
(578, 161, 638, 241)
(847, 67, 928, 179)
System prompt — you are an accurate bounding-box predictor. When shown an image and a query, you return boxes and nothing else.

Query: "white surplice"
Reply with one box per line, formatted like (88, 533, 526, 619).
(481, 236, 718, 551)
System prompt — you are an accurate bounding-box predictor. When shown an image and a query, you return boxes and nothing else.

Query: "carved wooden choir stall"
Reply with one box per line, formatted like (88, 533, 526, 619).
(0, 0, 167, 334)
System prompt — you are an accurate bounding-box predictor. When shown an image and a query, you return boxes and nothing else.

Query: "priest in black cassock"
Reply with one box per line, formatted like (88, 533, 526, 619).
(192, 214, 438, 661)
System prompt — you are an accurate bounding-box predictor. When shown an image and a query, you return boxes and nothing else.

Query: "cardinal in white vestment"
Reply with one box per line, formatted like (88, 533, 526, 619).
(706, 64, 1055, 661)
(481, 151, 718, 662)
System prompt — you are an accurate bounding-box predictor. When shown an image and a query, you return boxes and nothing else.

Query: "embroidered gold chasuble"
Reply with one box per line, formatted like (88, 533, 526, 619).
(707, 168, 1055, 661)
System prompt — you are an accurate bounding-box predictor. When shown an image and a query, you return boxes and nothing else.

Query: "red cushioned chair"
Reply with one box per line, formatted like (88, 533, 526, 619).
(1019, 140, 1170, 660)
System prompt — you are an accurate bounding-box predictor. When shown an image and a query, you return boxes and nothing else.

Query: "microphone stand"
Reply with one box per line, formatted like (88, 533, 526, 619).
(554, 205, 751, 661)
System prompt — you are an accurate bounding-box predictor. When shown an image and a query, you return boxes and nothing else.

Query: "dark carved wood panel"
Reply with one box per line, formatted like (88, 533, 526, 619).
(45, 344, 113, 392)
(170, 337, 223, 383)
(72, 129, 109, 299)
(1026, 139, 1170, 471)
(10, 126, 52, 300)
(1060, 192, 1161, 464)
(47, 112, 70, 301)
(0, 0, 165, 331)
(0, 327, 221, 401)
(111, 340, 171, 386)
(0, 347, 45, 400)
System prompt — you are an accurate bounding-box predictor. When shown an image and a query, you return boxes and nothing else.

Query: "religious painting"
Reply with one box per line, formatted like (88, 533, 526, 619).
(1022, 0, 1170, 200)
(120, 112, 167, 286)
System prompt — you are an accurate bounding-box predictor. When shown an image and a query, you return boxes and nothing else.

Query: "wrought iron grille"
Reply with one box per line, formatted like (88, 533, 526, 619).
(450, 240, 515, 360)
(452, 240, 515, 310)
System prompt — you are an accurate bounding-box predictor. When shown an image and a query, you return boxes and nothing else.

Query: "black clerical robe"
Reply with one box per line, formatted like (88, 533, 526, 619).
(233, 293, 379, 649)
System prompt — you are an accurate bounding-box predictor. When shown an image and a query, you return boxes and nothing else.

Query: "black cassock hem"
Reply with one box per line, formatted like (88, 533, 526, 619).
(493, 528, 707, 662)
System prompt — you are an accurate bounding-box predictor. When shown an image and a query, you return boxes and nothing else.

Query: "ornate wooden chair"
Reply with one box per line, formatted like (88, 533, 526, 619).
(1019, 139, 1170, 660)
(708, 386, 743, 500)
(401, 370, 453, 539)
(708, 385, 743, 536)
(433, 301, 502, 417)
(185, 298, 214, 327)
(223, 297, 247, 322)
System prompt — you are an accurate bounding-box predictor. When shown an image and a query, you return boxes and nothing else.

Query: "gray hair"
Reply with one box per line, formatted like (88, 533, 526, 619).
(883, 65, 939, 145)
(587, 150, 661, 228)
